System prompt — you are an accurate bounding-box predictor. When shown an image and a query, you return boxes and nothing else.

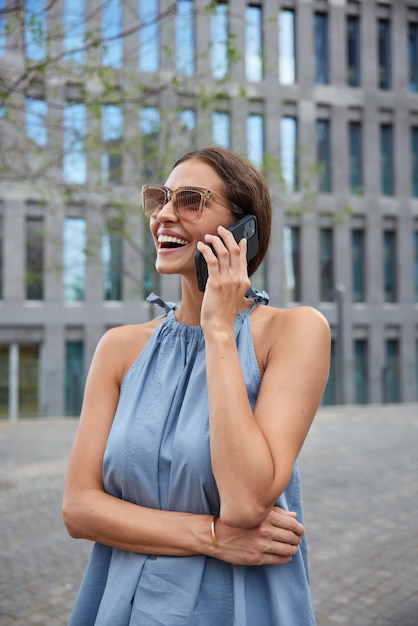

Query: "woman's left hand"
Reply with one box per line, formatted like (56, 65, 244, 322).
(197, 225, 251, 332)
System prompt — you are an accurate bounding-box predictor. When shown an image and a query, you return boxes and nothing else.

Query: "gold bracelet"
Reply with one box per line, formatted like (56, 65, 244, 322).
(211, 515, 219, 547)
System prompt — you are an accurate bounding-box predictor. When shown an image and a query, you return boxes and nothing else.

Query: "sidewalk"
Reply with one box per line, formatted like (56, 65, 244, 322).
(0, 403, 417, 625)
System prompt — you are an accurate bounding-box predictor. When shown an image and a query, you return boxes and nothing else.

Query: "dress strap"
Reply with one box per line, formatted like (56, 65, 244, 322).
(146, 292, 178, 314)
(246, 286, 270, 307)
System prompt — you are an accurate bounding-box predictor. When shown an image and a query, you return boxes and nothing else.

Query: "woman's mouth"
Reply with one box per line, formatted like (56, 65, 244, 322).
(157, 234, 190, 249)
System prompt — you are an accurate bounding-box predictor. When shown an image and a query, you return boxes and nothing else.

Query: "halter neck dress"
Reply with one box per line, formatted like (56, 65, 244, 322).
(68, 292, 316, 626)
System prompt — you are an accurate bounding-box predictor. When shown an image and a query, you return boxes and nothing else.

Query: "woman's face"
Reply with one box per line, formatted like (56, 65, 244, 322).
(149, 158, 235, 282)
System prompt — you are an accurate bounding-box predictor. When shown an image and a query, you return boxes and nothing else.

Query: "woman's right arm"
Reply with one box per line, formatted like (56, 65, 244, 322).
(62, 327, 303, 565)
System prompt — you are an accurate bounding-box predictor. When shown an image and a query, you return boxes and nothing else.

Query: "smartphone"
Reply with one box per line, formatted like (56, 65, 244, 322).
(194, 214, 259, 291)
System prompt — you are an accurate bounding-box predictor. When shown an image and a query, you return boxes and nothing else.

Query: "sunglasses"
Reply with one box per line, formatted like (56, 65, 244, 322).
(141, 184, 244, 220)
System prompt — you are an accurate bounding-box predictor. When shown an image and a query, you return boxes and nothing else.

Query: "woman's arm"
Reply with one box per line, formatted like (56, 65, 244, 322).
(199, 226, 331, 529)
(63, 325, 304, 564)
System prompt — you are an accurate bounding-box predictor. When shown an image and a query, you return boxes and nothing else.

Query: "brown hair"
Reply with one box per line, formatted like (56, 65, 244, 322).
(174, 146, 271, 276)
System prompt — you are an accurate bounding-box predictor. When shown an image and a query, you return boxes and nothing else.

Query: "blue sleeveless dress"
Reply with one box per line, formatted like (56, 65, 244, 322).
(68, 293, 316, 626)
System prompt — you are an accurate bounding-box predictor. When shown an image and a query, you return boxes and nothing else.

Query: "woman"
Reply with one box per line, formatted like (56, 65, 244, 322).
(63, 147, 330, 625)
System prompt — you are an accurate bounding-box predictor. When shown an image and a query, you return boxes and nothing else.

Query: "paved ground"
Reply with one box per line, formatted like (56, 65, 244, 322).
(0, 403, 417, 626)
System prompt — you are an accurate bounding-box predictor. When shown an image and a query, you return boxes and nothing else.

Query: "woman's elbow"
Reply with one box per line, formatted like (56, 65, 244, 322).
(220, 500, 270, 529)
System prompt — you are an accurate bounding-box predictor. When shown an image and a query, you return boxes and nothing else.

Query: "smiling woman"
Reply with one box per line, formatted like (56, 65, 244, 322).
(63, 146, 330, 626)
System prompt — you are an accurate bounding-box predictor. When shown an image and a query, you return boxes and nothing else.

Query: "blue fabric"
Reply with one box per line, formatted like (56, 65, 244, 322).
(69, 303, 316, 625)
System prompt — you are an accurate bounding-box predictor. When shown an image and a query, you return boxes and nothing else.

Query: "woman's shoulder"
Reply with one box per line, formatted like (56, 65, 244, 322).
(251, 304, 330, 372)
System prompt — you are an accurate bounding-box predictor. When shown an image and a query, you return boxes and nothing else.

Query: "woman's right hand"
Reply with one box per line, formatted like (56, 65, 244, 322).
(211, 506, 305, 566)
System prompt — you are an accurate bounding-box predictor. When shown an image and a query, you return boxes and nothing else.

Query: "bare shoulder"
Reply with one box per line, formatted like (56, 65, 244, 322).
(251, 305, 330, 373)
(93, 317, 165, 383)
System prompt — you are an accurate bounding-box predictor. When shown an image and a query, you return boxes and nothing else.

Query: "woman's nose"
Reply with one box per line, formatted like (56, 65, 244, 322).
(157, 198, 177, 222)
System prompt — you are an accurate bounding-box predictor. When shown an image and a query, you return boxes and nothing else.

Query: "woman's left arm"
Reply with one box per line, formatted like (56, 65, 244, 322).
(205, 306, 330, 529)
(200, 227, 330, 530)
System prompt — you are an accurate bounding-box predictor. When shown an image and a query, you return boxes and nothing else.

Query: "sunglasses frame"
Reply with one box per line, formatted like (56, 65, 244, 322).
(141, 184, 244, 220)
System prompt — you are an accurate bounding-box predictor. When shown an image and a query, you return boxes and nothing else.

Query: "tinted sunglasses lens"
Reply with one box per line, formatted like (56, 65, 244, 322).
(143, 187, 166, 216)
(176, 190, 203, 217)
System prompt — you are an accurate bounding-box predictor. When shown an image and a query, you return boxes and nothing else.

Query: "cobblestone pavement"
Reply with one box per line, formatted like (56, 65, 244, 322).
(0, 403, 417, 625)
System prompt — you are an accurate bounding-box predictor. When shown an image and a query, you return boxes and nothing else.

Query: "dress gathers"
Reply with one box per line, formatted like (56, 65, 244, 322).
(68, 295, 316, 626)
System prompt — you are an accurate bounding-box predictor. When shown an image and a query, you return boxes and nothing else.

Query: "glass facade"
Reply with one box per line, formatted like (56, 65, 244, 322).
(378, 18, 391, 90)
(383, 229, 397, 303)
(246, 5, 263, 82)
(102, 104, 123, 184)
(354, 339, 368, 404)
(0, 345, 7, 417)
(408, 22, 418, 92)
(320, 227, 334, 301)
(314, 12, 329, 84)
(65, 341, 84, 416)
(347, 15, 360, 87)
(63, 101, 87, 185)
(380, 124, 394, 196)
(102, 219, 123, 301)
(247, 113, 264, 167)
(349, 121, 363, 194)
(384, 339, 400, 402)
(279, 9, 296, 84)
(212, 111, 230, 148)
(411, 126, 418, 197)
(63, 0, 85, 63)
(63, 216, 86, 302)
(351, 229, 366, 303)
(316, 119, 332, 192)
(211, 2, 229, 79)
(139, 0, 159, 71)
(26, 216, 44, 300)
(25, 97, 48, 147)
(283, 225, 301, 302)
(25, 0, 47, 60)
(281, 116, 298, 193)
(102, 0, 123, 68)
(0, 0, 5, 56)
(176, 0, 195, 75)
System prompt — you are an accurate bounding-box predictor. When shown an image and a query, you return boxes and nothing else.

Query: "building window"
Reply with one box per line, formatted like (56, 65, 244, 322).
(380, 123, 394, 196)
(0, 345, 7, 417)
(65, 341, 84, 416)
(414, 229, 418, 302)
(320, 227, 334, 301)
(352, 229, 366, 303)
(322, 339, 336, 405)
(348, 121, 363, 194)
(102, 218, 123, 301)
(19, 344, 40, 417)
(378, 18, 391, 90)
(212, 111, 230, 148)
(178, 109, 196, 151)
(139, 106, 160, 179)
(176, 0, 195, 75)
(354, 339, 368, 404)
(25, 0, 47, 61)
(247, 113, 264, 167)
(63, 216, 86, 302)
(279, 9, 296, 84)
(284, 225, 301, 302)
(102, 0, 123, 68)
(64, 0, 85, 64)
(25, 96, 48, 147)
(26, 215, 44, 300)
(383, 338, 400, 402)
(63, 100, 87, 185)
(383, 229, 397, 303)
(409, 22, 418, 92)
(246, 5, 263, 82)
(411, 127, 418, 196)
(211, 2, 229, 79)
(314, 12, 329, 84)
(0, 0, 5, 56)
(0, 209, 3, 299)
(102, 104, 123, 184)
(347, 15, 360, 87)
(139, 0, 159, 71)
(316, 119, 332, 192)
(281, 116, 298, 193)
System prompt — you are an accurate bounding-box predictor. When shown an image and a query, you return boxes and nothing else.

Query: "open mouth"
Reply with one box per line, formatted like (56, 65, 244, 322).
(158, 235, 189, 249)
